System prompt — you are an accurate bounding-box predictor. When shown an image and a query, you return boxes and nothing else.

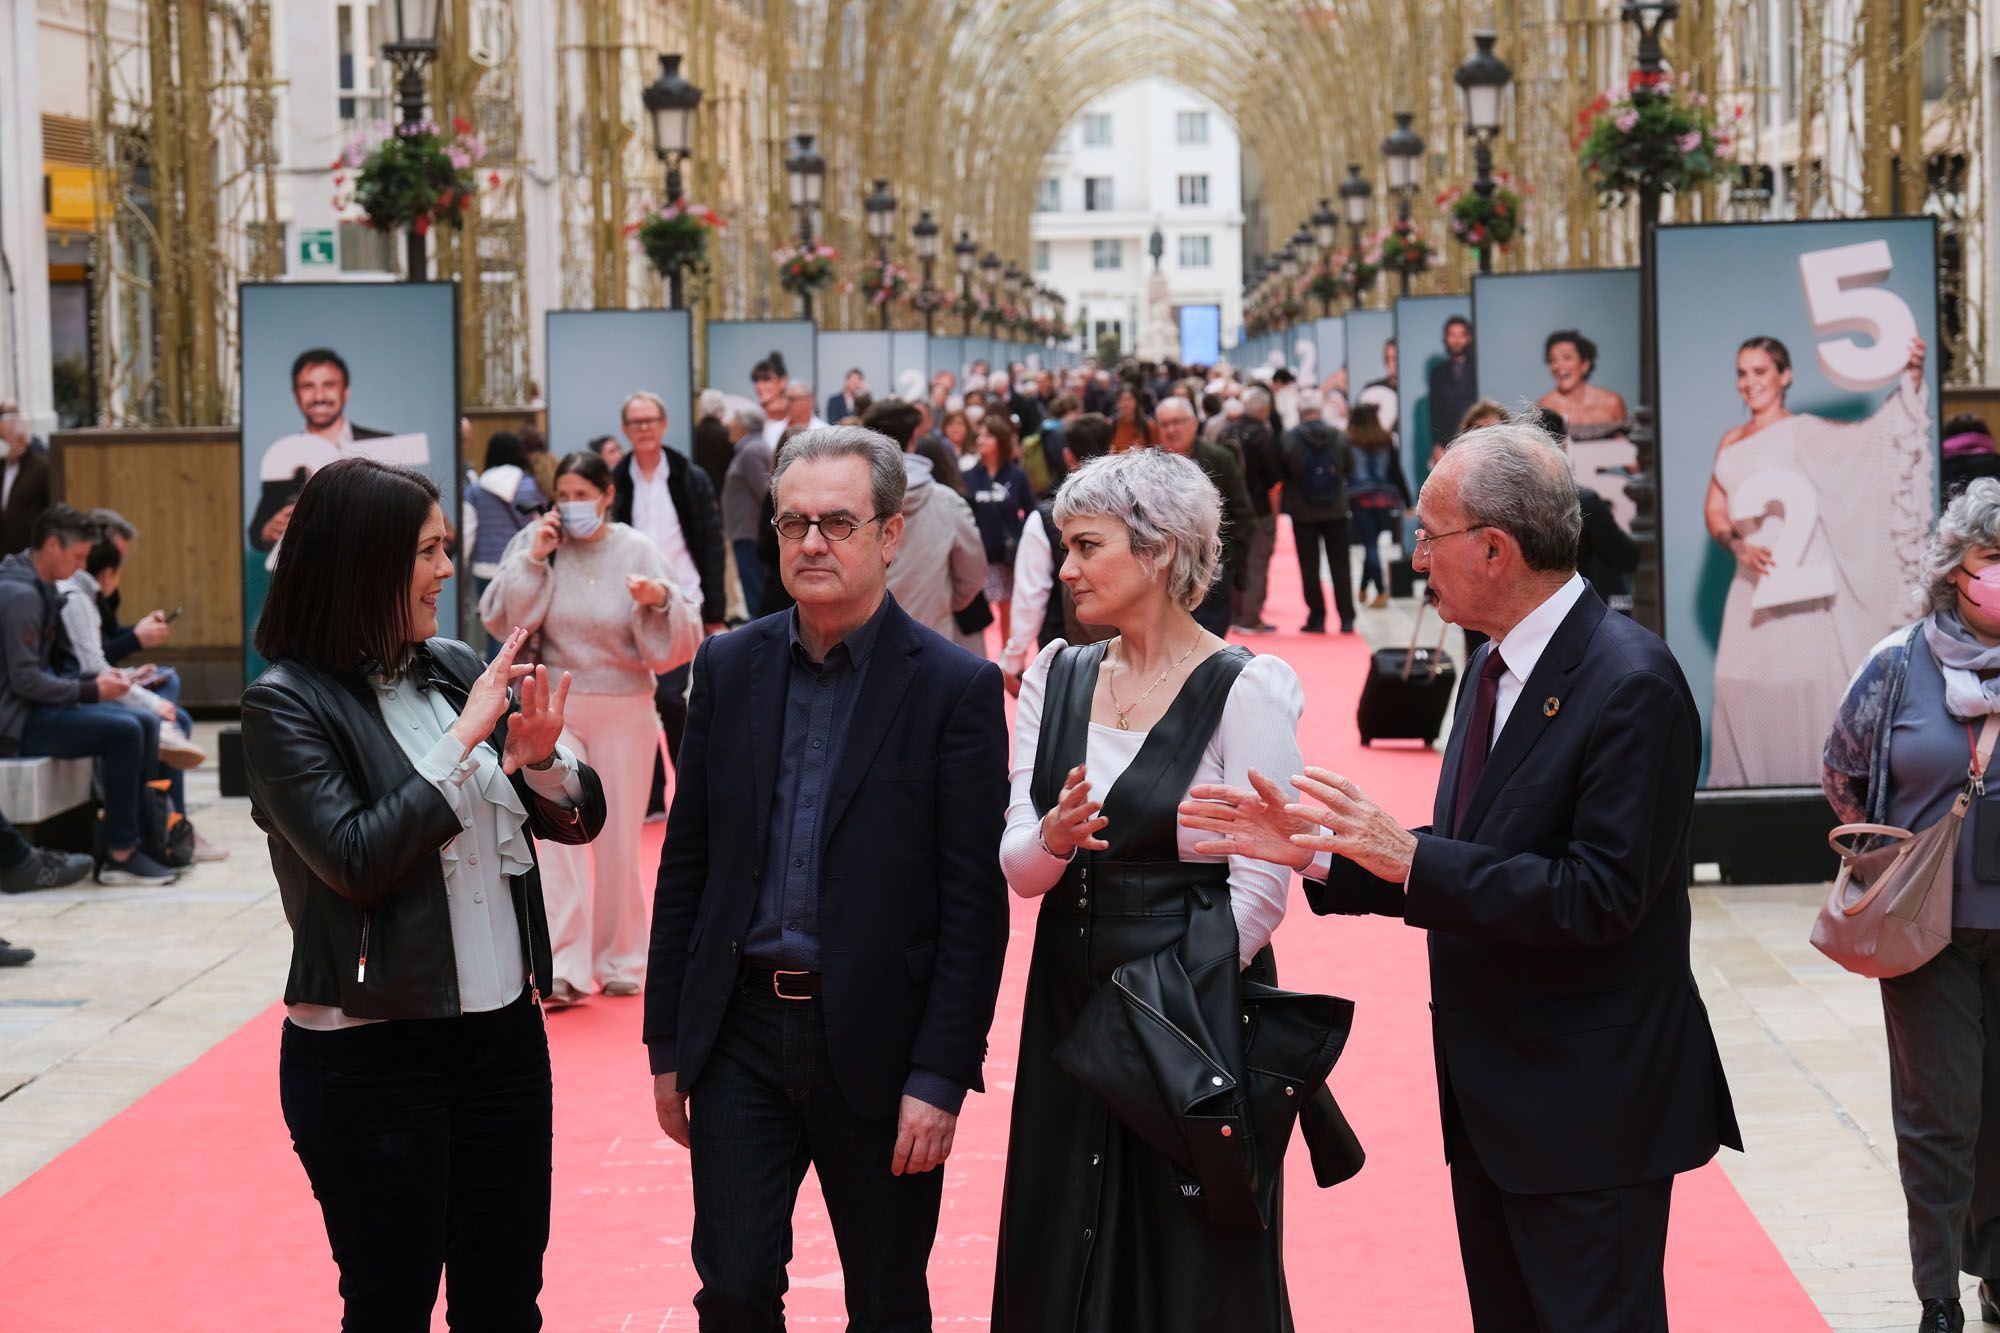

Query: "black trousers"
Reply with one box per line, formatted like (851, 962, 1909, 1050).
(688, 982, 944, 1332)
(280, 991, 551, 1332)
(1447, 1110, 1672, 1333)
(1293, 517, 1356, 629)
(648, 662, 694, 809)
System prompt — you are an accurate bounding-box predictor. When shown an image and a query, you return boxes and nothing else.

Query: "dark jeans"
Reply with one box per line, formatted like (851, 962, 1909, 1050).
(1293, 517, 1356, 629)
(280, 990, 551, 1332)
(147, 668, 191, 815)
(0, 811, 29, 870)
(1193, 569, 1234, 638)
(648, 662, 693, 811)
(1352, 506, 1398, 598)
(733, 539, 764, 621)
(19, 703, 151, 852)
(1880, 927, 2000, 1298)
(689, 982, 944, 1332)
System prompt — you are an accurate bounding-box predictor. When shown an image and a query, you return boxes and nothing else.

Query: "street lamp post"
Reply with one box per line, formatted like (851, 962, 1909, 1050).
(784, 133, 826, 319)
(863, 178, 898, 330)
(954, 230, 978, 335)
(642, 54, 703, 310)
(913, 210, 941, 335)
(1455, 30, 1513, 275)
(381, 0, 443, 282)
(1382, 111, 1426, 296)
(1338, 164, 1372, 309)
(1621, 1, 1680, 634)
(980, 250, 1003, 337)
(1310, 197, 1339, 317)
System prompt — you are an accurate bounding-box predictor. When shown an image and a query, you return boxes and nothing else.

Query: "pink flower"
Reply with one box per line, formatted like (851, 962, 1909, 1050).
(1678, 130, 1704, 153)
(1715, 140, 1735, 160)
(1615, 110, 1639, 133)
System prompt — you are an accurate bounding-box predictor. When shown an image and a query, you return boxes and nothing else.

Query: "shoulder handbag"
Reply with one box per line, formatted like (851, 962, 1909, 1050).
(1811, 713, 1998, 978)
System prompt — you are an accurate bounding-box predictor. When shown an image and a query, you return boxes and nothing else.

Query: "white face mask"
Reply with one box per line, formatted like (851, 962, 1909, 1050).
(965, 405, 986, 425)
(559, 500, 603, 539)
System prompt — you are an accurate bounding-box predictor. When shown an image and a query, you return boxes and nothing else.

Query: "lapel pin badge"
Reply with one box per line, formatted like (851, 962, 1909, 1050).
(1542, 696, 1561, 719)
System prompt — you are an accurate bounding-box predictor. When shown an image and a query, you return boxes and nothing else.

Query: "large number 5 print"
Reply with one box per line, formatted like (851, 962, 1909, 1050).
(1798, 240, 1920, 392)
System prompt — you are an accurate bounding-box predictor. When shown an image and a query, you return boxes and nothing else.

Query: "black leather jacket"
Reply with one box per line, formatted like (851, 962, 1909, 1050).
(241, 637, 606, 1020)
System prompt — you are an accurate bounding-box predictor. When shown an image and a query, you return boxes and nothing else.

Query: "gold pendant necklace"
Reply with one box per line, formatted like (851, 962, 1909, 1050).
(1106, 633, 1201, 730)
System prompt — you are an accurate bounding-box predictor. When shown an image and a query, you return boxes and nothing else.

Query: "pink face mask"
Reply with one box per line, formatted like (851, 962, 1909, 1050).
(1960, 564, 2000, 611)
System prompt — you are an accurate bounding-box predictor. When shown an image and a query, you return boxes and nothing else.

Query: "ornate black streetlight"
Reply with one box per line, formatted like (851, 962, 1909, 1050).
(912, 209, 941, 335)
(642, 54, 702, 309)
(1338, 164, 1373, 309)
(1310, 197, 1339, 316)
(1454, 30, 1513, 275)
(382, 0, 443, 281)
(784, 133, 826, 319)
(863, 178, 898, 330)
(1382, 111, 1426, 296)
(953, 230, 978, 335)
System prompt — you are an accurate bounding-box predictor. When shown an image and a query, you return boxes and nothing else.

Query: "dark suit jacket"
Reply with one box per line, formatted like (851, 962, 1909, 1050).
(643, 595, 1011, 1119)
(246, 424, 389, 552)
(0, 450, 51, 555)
(608, 449, 729, 626)
(826, 392, 859, 422)
(1307, 586, 1740, 1195)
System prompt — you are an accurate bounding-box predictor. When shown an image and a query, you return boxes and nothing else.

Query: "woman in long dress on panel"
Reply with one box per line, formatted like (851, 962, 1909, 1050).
(1705, 335, 1931, 787)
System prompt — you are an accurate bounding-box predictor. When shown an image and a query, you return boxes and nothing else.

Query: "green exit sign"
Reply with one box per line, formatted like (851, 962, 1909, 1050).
(298, 228, 336, 269)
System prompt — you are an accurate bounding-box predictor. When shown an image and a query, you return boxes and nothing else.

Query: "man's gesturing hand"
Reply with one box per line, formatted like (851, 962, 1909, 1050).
(1286, 767, 1419, 884)
(891, 1096, 957, 1175)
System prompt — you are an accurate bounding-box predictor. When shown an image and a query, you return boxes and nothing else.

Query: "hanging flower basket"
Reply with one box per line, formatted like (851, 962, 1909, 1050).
(341, 117, 485, 235)
(1338, 245, 1381, 297)
(949, 292, 988, 323)
(627, 199, 725, 281)
(858, 257, 914, 308)
(909, 284, 948, 314)
(1437, 175, 1525, 253)
(1574, 77, 1737, 207)
(1377, 220, 1438, 276)
(1306, 262, 1348, 307)
(774, 241, 840, 296)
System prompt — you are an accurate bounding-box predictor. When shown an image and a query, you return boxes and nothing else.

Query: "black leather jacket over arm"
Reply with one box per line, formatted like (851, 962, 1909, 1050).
(241, 637, 606, 1020)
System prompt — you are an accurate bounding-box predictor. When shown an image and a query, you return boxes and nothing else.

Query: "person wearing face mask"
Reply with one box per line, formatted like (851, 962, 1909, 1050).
(1707, 334, 1932, 787)
(1825, 477, 2000, 1333)
(481, 452, 703, 1005)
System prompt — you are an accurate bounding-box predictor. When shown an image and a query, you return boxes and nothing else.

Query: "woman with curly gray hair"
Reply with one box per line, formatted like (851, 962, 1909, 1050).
(990, 446, 1322, 1330)
(1823, 475, 2000, 1332)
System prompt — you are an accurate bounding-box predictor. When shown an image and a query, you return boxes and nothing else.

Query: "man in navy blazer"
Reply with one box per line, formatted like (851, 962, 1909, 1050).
(1181, 421, 1739, 1333)
(644, 423, 1009, 1331)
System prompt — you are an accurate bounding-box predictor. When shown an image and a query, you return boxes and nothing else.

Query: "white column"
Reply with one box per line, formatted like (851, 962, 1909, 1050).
(517, 0, 559, 404)
(0, 0, 55, 431)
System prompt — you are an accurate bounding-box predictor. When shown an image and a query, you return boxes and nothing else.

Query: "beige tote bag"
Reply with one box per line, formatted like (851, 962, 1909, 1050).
(1811, 715, 1999, 979)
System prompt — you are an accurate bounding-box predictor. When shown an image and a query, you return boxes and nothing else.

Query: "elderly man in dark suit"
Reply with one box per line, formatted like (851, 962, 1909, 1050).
(645, 424, 1010, 1332)
(1181, 418, 1740, 1333)
(0, 399, 51, 556)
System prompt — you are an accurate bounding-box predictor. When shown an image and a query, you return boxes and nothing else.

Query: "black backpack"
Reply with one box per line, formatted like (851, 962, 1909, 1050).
(1300, 432, 1343, 506)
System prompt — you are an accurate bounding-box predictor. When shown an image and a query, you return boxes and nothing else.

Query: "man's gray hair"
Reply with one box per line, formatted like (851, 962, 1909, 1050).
(1052, 449, 1222, 611)
(1296, 387, 1324, 417)
(1243, 384, 1274, 413)
(1444, 418, 1581, 573)
(725, 400, 766, 434)
(787, 379, 815, 398)
(620, 390, 668, 423)
(1154, 394, 1196, 422)
(90, 508, 138, 542)
(770, 425, 906, 519)
(696, 388, 727, 420)
(1923, 478, 2000, 614)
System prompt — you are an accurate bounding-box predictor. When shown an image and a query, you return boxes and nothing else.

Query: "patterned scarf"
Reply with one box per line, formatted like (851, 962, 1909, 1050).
(1923, 610, 2000, 718)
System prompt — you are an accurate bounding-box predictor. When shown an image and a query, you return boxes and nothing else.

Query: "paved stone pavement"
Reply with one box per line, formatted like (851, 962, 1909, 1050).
(0, 622, 1982, 1329)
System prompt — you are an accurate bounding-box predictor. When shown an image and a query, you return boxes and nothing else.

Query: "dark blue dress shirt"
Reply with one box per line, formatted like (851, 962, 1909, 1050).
(742, 597, 963, 1113)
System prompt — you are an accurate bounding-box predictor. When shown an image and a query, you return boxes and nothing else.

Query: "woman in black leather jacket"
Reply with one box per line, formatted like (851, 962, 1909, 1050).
(241, 457, 606, 1331)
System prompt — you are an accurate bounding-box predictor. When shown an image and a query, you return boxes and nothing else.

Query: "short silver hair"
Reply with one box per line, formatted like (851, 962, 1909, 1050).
(620, 391, 669, 424)
(1155, 395, 1196, 422)
(1923, 478, 2000, 614)
(1438, 418, 1581, 573)
(90, 508, 138, 542)
(1296, 387, 1324, 417)
(1052, 449, 1222, 610)
(769, 425, 906, 519)
(786, 379, 815, 399)
(724, 399, 766, 435)
(696, 388, 727, 420)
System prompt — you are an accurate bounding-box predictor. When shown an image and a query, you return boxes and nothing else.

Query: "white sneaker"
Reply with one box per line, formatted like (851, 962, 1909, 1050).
(191, 831, 229, 863)
(157, 725, 206, 772)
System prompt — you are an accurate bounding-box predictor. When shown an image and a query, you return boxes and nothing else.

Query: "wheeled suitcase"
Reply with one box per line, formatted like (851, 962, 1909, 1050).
(1356, 603, 1456, 747)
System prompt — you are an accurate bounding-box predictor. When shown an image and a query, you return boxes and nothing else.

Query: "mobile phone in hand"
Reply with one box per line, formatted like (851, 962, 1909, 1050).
(165, 606, 184, 623)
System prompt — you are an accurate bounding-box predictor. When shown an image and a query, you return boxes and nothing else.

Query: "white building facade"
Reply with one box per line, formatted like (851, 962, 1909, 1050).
(1029, 80, 1244, 361)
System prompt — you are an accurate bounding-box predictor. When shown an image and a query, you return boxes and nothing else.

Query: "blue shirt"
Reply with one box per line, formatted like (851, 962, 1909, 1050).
(1887, 635, 2000, 929)
(742, 596, 964, 1113)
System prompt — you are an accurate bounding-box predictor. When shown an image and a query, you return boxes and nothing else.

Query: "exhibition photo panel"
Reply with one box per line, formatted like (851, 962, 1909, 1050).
(1394, 294, 1474, 494)
(546, 309, 695, 458)
(1654, 216, 1942, 789)
(706, 320, 817, 407)
(1471, 268, 1643, 531)
(238, 281, 461, 681)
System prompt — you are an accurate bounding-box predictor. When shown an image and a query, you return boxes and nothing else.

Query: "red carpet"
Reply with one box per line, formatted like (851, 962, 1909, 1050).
(0, 527, 1825, 1330)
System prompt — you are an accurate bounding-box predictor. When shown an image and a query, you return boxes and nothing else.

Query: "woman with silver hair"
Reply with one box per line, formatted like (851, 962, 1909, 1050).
(992, 447, 1329, 1330)
(1823, 476, 2000, 1332)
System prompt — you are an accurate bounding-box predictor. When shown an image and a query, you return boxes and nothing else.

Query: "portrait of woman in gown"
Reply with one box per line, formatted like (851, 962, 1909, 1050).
(1704, 333, 1932, 787)
(1538, 329, 1637, 529)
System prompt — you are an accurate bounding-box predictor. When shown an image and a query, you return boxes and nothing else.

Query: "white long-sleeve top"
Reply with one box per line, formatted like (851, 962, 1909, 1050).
(1001, 639, 1303, 966)
(1000, 509, 1055, 675)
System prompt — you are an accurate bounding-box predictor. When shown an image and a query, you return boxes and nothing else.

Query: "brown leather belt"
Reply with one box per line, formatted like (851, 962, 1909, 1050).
(740, 965, 821, 1001)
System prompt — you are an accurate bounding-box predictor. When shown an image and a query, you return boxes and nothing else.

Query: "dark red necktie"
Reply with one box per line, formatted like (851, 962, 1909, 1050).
(1451, 648, 1509, 837)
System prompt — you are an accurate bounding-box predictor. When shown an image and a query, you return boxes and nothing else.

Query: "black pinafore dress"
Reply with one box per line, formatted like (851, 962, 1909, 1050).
(992, 642, 1294, 1333)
